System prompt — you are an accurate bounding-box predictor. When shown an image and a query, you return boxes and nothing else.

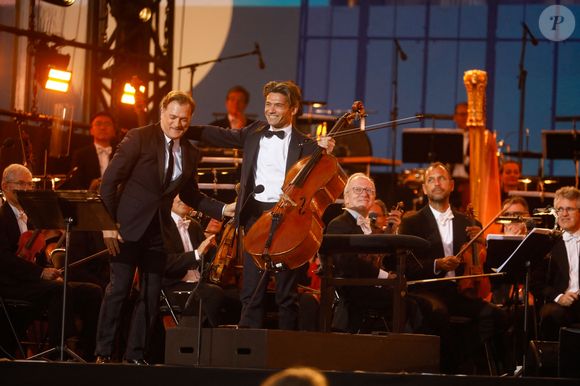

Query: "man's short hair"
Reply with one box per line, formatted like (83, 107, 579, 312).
(502, 196, 529, 213)
(499, 160, 521, 174)
(227, 85, 250, 104)
(2, 163, 31, 183)
(90, 111, 115, 126)
(263, 80, 303, 116)
(554, 186, 580, 203)
(160, 90, 196, 113)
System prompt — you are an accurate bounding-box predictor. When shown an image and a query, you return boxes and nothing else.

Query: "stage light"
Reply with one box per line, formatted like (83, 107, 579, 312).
(121, 82, 146, 105)
(139, 7, 152, 22)
(42, 0, 76, 6)
(45, 68, 72, 92)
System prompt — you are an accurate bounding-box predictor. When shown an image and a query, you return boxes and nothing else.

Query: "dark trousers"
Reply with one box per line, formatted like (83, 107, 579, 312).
(412, 283, 510, 374)
(539, 301, 580, 341)
(238, 198, 299, 330)
(95, 223, 165, 361)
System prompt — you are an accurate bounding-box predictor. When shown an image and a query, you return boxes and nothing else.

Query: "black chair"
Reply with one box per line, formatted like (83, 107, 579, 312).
(0, 296, 37, 359)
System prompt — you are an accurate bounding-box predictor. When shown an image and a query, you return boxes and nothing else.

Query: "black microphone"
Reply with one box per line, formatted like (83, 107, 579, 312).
(1, 137, 15, 149)
(394, 38, 407, 61)
(238, 184, 265, 216)
(522, 22, 539, 46)
(254, 42, 266, 70)
(369, 212, 378, 228)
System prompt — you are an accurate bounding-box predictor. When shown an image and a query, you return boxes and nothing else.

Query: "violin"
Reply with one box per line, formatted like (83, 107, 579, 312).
(17, 228, 63, 265)
(244, 101, 365, 270)
(207, 219, 242, 287)
(457, 204, 491, 300)
(385, 201, 404, 234)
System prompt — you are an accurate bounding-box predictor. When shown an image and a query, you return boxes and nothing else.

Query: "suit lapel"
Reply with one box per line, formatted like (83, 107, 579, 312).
(156, 126, 166, 189)
(286, 127, 308, 172)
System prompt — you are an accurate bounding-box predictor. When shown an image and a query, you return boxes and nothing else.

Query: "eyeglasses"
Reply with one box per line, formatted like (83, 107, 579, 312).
(349, 186, 376, 196)
(555, 207, 580, 214)
(6, 180, 34, 188)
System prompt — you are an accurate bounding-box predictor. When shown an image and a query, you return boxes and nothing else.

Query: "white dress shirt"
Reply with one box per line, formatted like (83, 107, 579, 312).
(254, 125, 292, 203)
(430, 205, 455, 277)
(164, 135, 182, 183)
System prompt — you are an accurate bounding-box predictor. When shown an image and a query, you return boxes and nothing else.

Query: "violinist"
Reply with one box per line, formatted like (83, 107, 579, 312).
(399, 162, 510, 374)
(369, 199, 403, 234)
(0, 163, 102, 360)
(162, 196, 241, 328)
(186, 80, 334, 330)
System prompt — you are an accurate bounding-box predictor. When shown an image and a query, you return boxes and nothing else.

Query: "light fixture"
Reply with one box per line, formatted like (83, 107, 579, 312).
(42, 0, 76, 6)
(138, 7, 152, 22)
(121, 82, 146, 105)
(45, 68, 72, 92)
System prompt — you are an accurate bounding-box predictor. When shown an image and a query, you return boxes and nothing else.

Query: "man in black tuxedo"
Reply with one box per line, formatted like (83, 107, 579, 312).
(95, 91, 235, 364)
(187, 80, 334, 330)
(325, 173, 409, 333)
(531, 186, 580, 341)
(66, 111, 117, 191)
(0, 163, 102, 359)
(400, 162, 509, 374)
(209, 85, 254, 130)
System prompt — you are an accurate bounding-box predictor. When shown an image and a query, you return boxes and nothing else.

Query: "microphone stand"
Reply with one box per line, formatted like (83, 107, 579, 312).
(517, 23, 537, 165)
(389, 39, 407, 197)
(178, 45, 261, 94)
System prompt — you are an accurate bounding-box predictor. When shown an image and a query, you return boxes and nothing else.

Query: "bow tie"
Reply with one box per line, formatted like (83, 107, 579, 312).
(263, 130, 285, 139)
(356, 216, 372, 234)
(437, 211, 454, 226)
(97, 146, 112, 156)
(177, 218, 190, 230)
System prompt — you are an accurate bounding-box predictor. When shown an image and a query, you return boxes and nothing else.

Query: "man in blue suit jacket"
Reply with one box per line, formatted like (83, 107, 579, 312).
(95, 91, 235, 364)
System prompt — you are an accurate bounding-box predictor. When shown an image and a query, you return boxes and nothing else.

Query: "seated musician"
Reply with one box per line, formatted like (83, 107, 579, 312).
(490, 196, 531, 306)
(531, 186, 580, 341)
(499, 160, 522, 202)
(325, 173, 417, 333)
(163, 196, 241, 327)
(399, 162, 510, 374)
(0, 163, 102, 360)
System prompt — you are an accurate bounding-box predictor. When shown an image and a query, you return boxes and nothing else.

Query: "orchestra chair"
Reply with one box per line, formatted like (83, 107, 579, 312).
(0, 296, 45, 359)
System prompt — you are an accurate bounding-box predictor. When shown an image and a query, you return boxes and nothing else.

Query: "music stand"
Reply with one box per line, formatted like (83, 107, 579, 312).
(15, 190, 116, 362)
(402, 128, 464, 164)
(318, 234, 429, 333)
(490, 228, 561, 375)
(542, 130, 580, 187)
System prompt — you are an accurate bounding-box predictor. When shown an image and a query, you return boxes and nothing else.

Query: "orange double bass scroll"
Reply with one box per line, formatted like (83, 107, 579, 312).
(244, 101, 365, 271)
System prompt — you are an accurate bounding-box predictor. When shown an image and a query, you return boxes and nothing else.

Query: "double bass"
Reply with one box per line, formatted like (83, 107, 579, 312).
(244, 101, 366, 270)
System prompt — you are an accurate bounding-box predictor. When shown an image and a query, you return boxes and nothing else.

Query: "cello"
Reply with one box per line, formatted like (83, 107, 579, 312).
(244, 101, 366, 270)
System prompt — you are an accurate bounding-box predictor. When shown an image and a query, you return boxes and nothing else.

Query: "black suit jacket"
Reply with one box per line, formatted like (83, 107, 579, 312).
(325, 211, 379, 279)
(99, 123, 225, 244)
(0, 201, 44, 288)
(531, 239, 571, 303)
(66, 143, 115, 189)
(192, 121, 320, 226)
(399, 205, 476, 280)
(163, 219, 206, 287)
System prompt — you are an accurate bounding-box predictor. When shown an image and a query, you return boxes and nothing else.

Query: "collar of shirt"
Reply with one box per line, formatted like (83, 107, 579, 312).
(563, 230, 580, 243)
(345, 208, 372, 234)
(8, 202, 28, 233)
(429, 205, 454, 226)
(94, 144, 112, 155)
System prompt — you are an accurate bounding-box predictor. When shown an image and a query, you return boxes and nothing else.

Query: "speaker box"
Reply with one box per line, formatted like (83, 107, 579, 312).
(527, 340, 559, 377)
(164, 317, 212, 366)
(559, 327, 580, 378)
(166, 326, 439, 373)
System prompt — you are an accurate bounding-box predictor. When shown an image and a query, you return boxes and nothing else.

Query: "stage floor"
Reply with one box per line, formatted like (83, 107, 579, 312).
(1, 361, 578, 386)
